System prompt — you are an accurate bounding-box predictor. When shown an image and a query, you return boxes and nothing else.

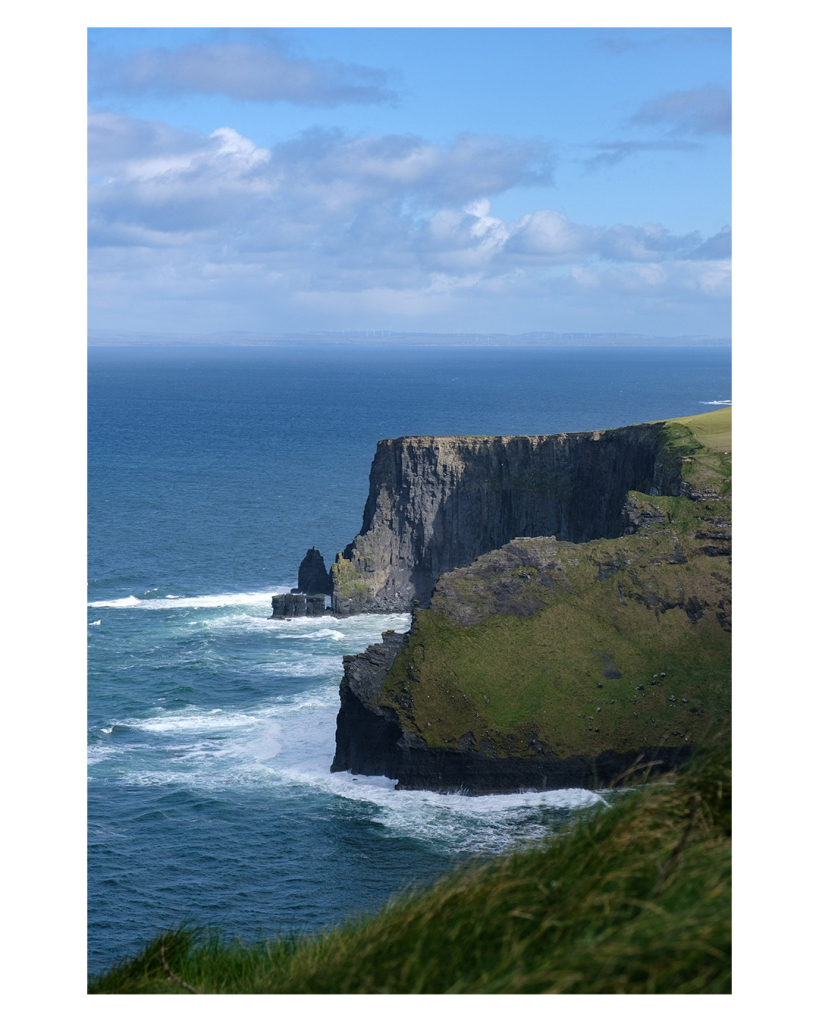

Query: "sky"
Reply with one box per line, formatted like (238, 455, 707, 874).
(88, 26, 731, 339)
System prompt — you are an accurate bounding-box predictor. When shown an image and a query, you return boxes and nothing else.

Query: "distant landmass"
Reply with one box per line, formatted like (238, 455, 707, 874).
(88, 329, 730, 347)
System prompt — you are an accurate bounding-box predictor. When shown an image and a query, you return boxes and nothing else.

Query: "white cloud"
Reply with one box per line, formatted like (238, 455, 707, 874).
(88, 112, 730, 336)
(552, 260, 732, 303)
(505, 210, 599, 259)
(597, 223, 700, 262)
(689, 226, 732, 260)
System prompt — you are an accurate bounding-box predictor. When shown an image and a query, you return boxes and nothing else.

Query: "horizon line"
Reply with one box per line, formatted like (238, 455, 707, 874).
(88, 329, 732, 347)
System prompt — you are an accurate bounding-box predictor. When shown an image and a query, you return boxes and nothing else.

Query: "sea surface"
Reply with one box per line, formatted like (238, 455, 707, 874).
(87, 343, 731, 976)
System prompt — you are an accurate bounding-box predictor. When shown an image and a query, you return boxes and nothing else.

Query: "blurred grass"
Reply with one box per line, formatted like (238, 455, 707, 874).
(89, 740, 730, 994)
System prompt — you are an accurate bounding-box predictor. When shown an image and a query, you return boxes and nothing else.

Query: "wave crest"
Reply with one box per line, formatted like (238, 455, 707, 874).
(88, 589, 280, 610)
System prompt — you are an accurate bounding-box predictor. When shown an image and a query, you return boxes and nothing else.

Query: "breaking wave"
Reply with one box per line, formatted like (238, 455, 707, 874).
(88, 589, 278, 610)
(88, 664, 602, 856)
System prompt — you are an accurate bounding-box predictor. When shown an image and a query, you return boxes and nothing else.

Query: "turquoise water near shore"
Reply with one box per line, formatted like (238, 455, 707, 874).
(87, 343, 730, 975)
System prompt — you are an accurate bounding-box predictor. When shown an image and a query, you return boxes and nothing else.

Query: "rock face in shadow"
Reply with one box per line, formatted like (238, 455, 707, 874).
(296, 548, 331, 595)
(331, 424, 683, 614)
(331, 631, 409, 777)
(270, 593, 326, 617)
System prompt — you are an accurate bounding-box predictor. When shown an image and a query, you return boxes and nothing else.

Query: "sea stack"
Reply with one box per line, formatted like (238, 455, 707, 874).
(296, 547, 331, 595)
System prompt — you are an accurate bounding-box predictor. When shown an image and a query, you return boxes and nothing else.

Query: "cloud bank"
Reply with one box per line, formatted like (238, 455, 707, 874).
(89, 41, 398, 107)
(631, 84, 732, 136)
(88, 111, 730, 335)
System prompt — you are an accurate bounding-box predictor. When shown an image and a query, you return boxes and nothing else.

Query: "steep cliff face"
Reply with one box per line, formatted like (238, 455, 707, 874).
(331, 422, 684, 614)
(330, 409, 731, 794)
(330, 631, 411, 779)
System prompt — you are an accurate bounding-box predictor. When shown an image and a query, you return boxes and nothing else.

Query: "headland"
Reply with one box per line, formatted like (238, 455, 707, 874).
(287, 408, 731, 794)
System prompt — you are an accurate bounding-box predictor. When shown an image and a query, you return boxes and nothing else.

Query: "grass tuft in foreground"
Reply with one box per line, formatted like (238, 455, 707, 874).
(89, 742, 730, 994)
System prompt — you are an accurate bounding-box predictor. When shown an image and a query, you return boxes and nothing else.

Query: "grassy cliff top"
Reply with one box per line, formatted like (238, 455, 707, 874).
(670, 406, 732, 452)
(661, 408, 731, 497)
(370, 406, 731, 448)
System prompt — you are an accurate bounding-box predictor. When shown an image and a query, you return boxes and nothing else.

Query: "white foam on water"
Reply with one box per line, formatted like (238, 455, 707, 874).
(285, 697, 602, 853)
(133, 708, 259, 734)
(98, 708, 287, 787)
(89, 620, 102, 626)
(241, 718, 284, 762)
(700, 399, 732, 405)
(87, 607, 589, 854)
(88, 589, 277, 611)
(287, 628, 345, 641)
(90, 683, 600, 854)
(276, 765, 603, 856)
(86, 744, 114, 765)
(264, 656, 342, 678)
(240, 612, 409, 635)
(87, 678, 333, 776)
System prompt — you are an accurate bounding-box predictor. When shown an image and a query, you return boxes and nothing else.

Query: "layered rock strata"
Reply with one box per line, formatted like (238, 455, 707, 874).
(331, 423, 684, 614)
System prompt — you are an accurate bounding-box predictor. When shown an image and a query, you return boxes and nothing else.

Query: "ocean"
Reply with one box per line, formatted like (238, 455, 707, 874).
(87, 343, 731, 976)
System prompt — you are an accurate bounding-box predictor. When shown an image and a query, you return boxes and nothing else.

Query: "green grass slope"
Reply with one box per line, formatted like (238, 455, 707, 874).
(674, 405, 732, 453)
(89, 743, 731, 994)
(378, 409, 731, 759)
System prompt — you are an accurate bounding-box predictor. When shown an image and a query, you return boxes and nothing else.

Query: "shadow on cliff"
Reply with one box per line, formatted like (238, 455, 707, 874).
(414, 426, 675, 606)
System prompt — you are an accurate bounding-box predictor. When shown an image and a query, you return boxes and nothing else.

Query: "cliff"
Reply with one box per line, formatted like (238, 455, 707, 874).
(330, 421, 691, 614)
(331, 409, 731, 794)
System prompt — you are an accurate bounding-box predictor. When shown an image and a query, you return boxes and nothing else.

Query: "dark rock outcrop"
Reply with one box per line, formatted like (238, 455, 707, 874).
(296, 548, 331, 595)
(331, 631, 410, 777)
(621, 493, 668, 534)
(331, 424, 684, 614)
(270, 593, 326, 618)
(390, 745, 695, 795)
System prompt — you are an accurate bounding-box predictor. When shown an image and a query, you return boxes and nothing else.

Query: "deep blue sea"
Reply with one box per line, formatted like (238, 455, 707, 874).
(87, 343, 731, 977)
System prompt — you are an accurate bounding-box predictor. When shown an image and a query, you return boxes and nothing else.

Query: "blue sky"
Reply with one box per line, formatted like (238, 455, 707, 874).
(88, 26, 731, 338)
